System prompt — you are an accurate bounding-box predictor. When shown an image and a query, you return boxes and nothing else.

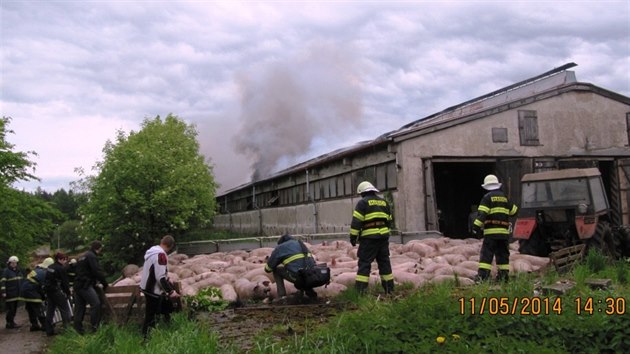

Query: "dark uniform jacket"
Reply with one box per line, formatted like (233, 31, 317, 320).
(65, 262, 77, 289)
(264, 239, 316, 275)
(21, 267, 47, 303)
(1, 266, 23, 301)
(75, 250, 108, 290)
(45, 262, 71, 296)
(473, 189, 518, 240)
(350, 193, 393, 240)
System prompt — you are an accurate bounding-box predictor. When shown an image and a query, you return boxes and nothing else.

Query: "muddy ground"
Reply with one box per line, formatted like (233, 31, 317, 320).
(195, 295, 356, 352)
(0, 305, 52, 354)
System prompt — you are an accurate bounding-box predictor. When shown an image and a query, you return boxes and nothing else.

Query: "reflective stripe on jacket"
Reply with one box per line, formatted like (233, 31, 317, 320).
(474, 190, 518, 239)
(1, 267, 23, 300)
(265, 239, 315, 274)
(350, 194, 392, 239)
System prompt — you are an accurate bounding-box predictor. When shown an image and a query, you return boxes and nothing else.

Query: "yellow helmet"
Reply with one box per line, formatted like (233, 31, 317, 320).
(38, 257, 54, 269)
(357, 181, 379, 195)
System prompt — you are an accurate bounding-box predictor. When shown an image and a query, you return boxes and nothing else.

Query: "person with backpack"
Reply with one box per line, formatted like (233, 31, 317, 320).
(44, 252, 72, 336)
(264, 234, 319, 301)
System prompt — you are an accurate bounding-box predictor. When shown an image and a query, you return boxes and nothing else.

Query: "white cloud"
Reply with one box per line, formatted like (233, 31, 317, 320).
(1, 0, 628, 194)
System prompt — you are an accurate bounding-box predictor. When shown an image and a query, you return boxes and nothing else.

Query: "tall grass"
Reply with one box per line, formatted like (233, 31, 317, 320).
(47, 313, 220, 354)
(48, 260, 630, 354)
(252, 263, 630, 354)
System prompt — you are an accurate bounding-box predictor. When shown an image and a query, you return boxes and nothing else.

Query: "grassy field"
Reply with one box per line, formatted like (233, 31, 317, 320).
(48, 253, 630, 354)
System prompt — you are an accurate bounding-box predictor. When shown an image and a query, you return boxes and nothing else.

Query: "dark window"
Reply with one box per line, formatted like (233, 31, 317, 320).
(518, 110, 539, 146)
(376, 165, 387, 191)
(492, 127, 508, 143)
(344, 175, 352, 195)
(336, 177, 344, 197)
(329, 178, 337, 198)
(387, 162, 397, 189)
(626, 112, 630, 145)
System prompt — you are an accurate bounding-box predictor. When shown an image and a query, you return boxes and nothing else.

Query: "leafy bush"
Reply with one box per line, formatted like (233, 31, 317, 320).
(183, 286, 229, 312)
(585, 248, 607, 273)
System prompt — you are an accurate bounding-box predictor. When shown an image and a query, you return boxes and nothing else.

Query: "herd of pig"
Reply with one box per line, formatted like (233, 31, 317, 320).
(114, 237, 550, 302)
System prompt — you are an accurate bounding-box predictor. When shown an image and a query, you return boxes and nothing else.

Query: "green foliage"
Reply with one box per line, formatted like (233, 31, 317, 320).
(46, 262, 630, 354)
(0, 117, 55, 262)
(252, 267, 630, 354)
(183, 286, 230, 312)
(80, 114, 218, 269)
(0, 116, 38, 186)
(54, 220, 84, 251)
(0, 186, 61, 264)
(585, 248, 607, 273)
(47, 313, 220, 354)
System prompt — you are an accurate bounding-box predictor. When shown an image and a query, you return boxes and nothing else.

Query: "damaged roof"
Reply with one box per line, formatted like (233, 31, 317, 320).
(221, 62, 630, 195)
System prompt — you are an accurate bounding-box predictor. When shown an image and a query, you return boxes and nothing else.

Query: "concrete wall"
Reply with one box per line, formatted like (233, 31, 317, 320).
(214, 196, 366, 235)
(394, 89, 630, 232)
(215, 88, 630, 235)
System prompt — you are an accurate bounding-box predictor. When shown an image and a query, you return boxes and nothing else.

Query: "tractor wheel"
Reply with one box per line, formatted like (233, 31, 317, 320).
(612, 225, 630, 257)
(587, 221, 622, 259)
(518, 229, 550, 257)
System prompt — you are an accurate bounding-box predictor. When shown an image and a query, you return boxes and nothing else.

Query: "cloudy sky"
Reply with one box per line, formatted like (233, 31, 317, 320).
(2, 1, 629, 194)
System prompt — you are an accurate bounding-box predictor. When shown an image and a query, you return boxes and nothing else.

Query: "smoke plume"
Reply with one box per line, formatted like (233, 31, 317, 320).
(233, 40, 363, 182)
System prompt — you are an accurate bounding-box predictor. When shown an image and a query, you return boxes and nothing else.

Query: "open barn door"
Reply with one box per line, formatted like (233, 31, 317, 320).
(618, 158, 630, 225)
(423, 159, 439, 231)
(495, 158, 532, 206)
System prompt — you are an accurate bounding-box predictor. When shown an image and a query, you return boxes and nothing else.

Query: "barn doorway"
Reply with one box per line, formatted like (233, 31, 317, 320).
(432, 161, 495, 238)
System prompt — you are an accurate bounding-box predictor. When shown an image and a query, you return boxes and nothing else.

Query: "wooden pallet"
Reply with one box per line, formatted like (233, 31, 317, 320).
(98, 285, 146, 325)
(549, 244, 586, 273)
(99, 283, 182, 325)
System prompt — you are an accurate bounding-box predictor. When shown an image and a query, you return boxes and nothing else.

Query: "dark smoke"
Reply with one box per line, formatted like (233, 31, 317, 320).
(233, 41, 363, 182)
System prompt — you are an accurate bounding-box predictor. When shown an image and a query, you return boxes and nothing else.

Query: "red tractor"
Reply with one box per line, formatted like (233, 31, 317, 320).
(513, 168, 630, 258)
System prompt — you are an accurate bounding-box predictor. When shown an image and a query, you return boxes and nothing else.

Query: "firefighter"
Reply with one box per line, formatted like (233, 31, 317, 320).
(1, 256, 24, 329)
(472, 174, 519, 283)
(21, 257, 54, 331)
(140, 235, 180, 338)
(350, 181, 394, 294)
(44, 252, 72, 336)
(264, 234, 318, 301)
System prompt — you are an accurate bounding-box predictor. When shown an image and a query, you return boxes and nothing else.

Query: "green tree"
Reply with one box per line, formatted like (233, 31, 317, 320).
(53, 220, 83, 251)
(0, 117, 59, 263)
(0, 116, 37, 186)
(0, 188, 61, 263)
(80, 114, 218, 269)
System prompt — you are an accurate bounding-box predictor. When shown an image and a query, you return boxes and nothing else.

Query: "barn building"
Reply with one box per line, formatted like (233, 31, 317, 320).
(214, 63, 630, 237)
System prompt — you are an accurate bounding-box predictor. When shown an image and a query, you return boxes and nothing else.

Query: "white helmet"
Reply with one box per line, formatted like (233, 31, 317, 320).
(8, 256, 19, 263)
(482, 174, 502, 191)
(357, 181, 379, 195)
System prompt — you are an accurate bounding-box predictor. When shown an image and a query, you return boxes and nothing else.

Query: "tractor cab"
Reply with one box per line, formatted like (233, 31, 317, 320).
(513, 168, 613, 257)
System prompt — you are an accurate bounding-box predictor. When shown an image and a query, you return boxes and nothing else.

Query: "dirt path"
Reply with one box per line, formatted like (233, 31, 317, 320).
(196, 298, 355, 352)
(0, 306, 52, 354)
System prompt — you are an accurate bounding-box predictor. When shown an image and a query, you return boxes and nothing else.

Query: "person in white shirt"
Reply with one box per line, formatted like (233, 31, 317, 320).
(140, 235, 179, 338)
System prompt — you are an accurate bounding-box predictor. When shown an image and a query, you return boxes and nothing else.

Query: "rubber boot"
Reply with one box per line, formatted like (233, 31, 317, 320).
(355, 281, 368, 294)
(474, 269, 491, 284)
(496, 270, 509, 284)
(273, 272, 287, 297)
(382, 280, 394, 294)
